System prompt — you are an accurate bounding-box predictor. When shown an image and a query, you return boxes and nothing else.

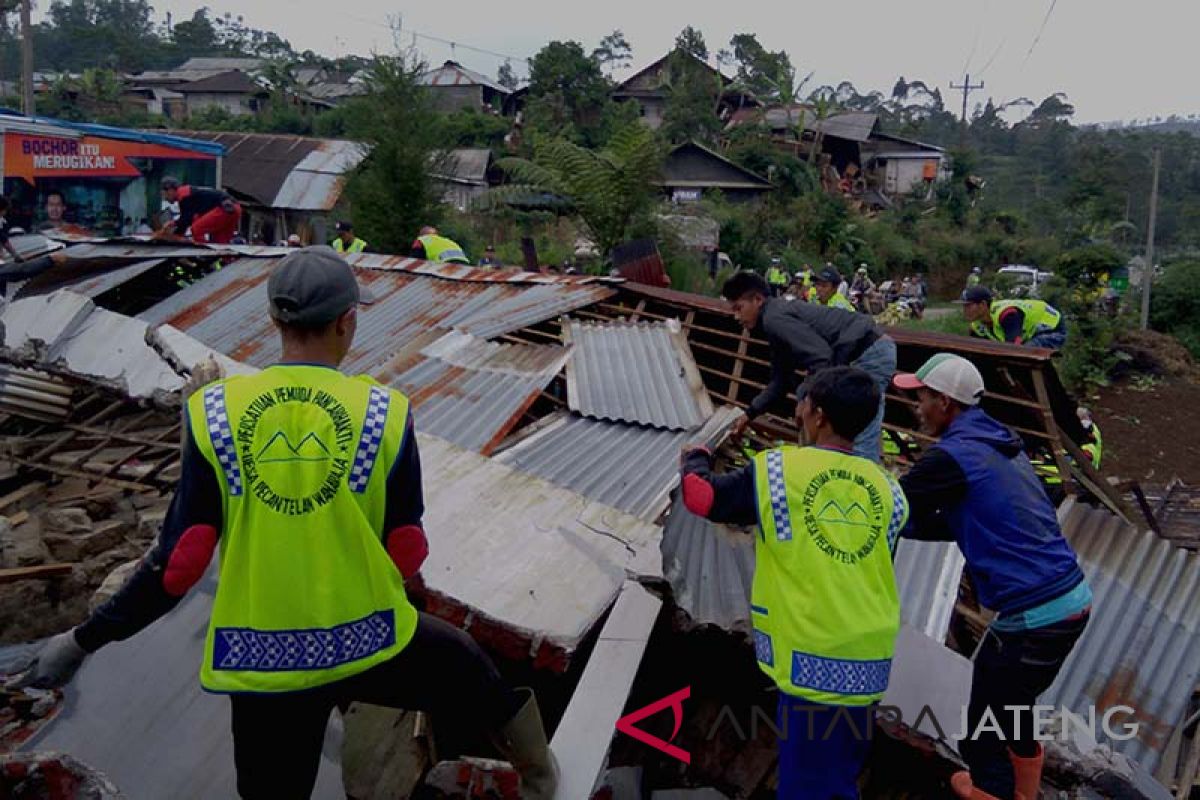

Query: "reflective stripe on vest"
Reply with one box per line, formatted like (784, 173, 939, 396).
(418, 234, 468, 264)
(973, 299, 1062, 342)
(188, 367, 418, 693)
(751, 446, 907, 705)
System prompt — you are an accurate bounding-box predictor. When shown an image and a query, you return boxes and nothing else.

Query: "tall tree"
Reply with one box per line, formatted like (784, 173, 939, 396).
(674, 25, 708, 60)
(661, 27, 722, 144)
(339, 50, 446, 253)
(525, 40, 612, 146)
(592, 30, 632, 75)
(725, 32, 791, 100)
(497, 61, 519, 91)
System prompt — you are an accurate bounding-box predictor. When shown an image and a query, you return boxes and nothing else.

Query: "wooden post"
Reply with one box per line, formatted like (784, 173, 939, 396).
(20, 0, 34, 115)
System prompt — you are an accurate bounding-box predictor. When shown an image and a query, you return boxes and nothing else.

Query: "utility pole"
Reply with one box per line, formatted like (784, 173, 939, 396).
(1140, 147, 1161, 331)
(950, 73, 984, 148)
(20, 0, 33, 115)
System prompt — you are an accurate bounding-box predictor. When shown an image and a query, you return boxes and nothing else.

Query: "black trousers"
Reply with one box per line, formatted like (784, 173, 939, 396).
(229, 612, 520, 800)
(960, 613, 1089, 799)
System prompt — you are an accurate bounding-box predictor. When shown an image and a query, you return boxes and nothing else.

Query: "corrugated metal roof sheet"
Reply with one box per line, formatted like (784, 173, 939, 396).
(661, 492, 756, 631)
(495, 406, 742, 521)
(1042, 498, 1200, 772)
(138, 257, 613, 373)
(420, 61, 508, 94)
(172, 132, 366, 210)
(392, 332, 568, 455)
(433, 148, 492, 185)
(564, 318, 714, 431)
(26, 258, 166, 299)
(811, 111, 879, 142)
(893, 539, 965, 641)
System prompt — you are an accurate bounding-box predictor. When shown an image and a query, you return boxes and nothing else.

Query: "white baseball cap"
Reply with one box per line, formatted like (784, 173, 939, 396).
(893, 353, 985, 406)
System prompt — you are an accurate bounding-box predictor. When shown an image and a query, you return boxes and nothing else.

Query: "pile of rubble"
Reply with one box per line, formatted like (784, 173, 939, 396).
(0, 476, 168, 645)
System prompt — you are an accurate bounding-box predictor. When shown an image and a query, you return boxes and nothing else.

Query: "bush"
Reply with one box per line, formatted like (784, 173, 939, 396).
(1150, 259, 1200, 358)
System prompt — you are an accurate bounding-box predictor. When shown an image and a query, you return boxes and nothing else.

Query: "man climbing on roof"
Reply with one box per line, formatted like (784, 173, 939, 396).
(722, 271, 896, 462)
(156, 177, 242, 245)
(411, 225, 469, 265)
(680, 366, 908, 800)
(331, 221, 368, 255)
(15, 246, 558, 800)
(960, 286, 1067, 351)
(813, 266, 856, 311)
(893, 354, 1091, 800)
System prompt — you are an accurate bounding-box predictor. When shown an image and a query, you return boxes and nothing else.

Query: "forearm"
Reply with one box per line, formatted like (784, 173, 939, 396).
(681, 449, 758, 527)
(382, 411, 427, 577)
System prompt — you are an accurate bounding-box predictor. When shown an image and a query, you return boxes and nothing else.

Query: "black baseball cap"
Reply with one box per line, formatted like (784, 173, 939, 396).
(335, 221, 353, 233)
(815, 267, 841, 285)
(959, 286, 993, 304)
(268, 246, 375, 326)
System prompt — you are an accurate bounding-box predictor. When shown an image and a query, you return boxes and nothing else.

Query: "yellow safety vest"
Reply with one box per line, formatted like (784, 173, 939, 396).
(332, 237, 368, 254)
(188, 366, 419, 693)
(418, 234, 469, 265)
(820, 292, 855, 311)
(767, 267, 788, 287)
(1082, 423, 1102, 470)
(751, 446, 907, 706)
(971, 299, 1062, 343)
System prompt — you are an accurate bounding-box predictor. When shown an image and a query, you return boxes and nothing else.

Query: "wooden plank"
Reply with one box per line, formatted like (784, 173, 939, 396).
(8, 510, 30, 526)
(550, 581, 663, 800)
(0, 481, 43, 511)
(0, 563, 73, 584)
(727, 336, 750, 403)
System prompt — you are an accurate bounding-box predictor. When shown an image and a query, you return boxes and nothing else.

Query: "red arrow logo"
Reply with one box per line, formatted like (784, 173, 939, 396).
(615, 686, 691, 764)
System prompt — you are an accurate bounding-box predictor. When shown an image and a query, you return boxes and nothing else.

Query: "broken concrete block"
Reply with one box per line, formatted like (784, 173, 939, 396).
(43, 508, 92, 534)
(1, 516, 51, 567)
(136, 508, 167, 540)
(42, 532, 81, 562)
(0, 291, 95, 364)
(76, 520, 130, 559)
(90, 558, 141, 612)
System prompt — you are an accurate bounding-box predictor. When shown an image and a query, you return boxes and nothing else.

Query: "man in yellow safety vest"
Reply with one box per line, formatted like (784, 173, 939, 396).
(411, 225, 470, 265)
(17, 247, 558, 799)
(960, 287, 1066, 351)
(331, 221, 368, 254)
(813, 266, 856, 311)
(681, 366, 908, 798)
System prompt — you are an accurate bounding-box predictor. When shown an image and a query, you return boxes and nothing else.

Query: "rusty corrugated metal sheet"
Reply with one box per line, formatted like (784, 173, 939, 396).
(1042, 498, 1200, 772)
(564, 318, 714, 431)
(392, 332, 569, 455)
(138, 257, 612, 374)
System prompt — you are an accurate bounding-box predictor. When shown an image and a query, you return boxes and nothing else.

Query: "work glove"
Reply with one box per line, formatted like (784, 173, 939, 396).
(11, 629, 88, 690)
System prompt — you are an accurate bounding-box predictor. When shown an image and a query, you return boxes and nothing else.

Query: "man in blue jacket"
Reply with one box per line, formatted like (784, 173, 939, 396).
(893, 353, 1091, 800)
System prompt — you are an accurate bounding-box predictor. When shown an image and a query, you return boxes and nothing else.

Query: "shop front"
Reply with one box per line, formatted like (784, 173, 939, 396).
(0, 113, 223, 237)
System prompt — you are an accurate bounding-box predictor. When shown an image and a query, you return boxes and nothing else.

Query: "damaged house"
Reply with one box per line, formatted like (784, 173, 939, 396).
(0, 243, 1193, 799)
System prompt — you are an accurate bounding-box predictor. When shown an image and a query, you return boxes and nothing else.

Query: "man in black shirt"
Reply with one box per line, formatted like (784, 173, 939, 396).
(723, 271, 896, 462)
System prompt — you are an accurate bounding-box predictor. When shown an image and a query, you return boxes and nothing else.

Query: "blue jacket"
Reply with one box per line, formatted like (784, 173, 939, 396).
(900, 406, 1084, 616)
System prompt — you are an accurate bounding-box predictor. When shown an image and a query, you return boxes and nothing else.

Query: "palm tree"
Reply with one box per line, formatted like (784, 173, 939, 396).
(486, 124, 665, 260)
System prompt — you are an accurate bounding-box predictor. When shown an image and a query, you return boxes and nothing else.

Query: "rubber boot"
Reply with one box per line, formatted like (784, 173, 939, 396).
(1009, 743, 1044, 800)
(950, 771, 1003, 800)
(490, 688, 558, 799)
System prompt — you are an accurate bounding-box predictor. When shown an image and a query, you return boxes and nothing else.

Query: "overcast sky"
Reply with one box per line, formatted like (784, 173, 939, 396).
(82, 0, 1196, 123)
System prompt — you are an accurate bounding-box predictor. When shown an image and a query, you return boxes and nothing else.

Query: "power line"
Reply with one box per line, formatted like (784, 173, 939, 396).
(976, 36, 1007, 78)
(1021, 0, 1058, 67)
(335, 11, 531, 65)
